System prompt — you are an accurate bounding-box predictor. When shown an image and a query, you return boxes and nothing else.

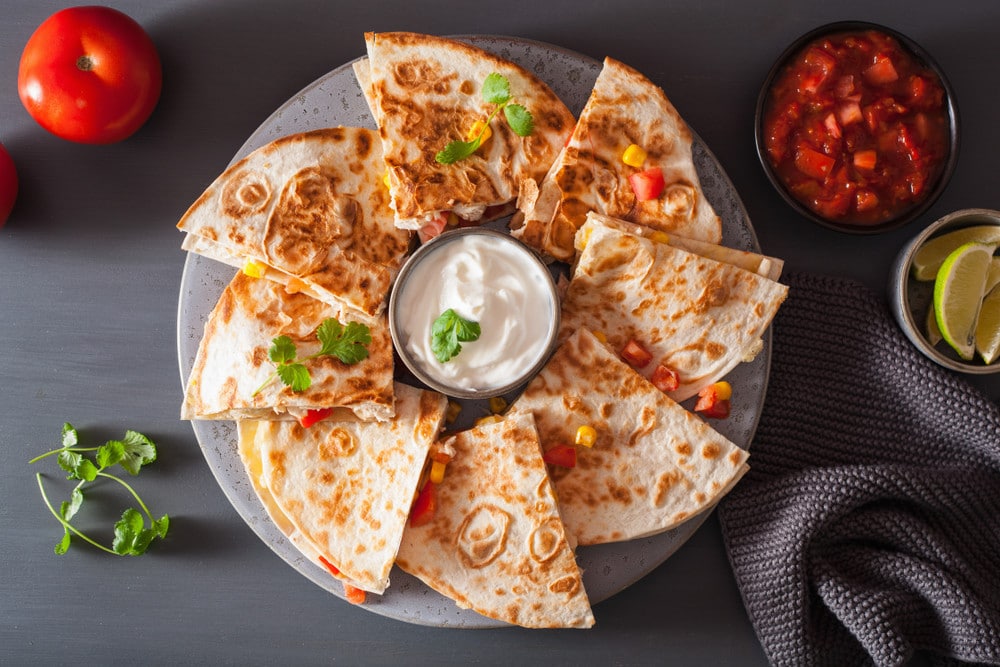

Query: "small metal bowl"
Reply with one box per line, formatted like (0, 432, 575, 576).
(388, 228, 561, 399)
(889, 208, 1000, 374)
(755, 20, 960, 234)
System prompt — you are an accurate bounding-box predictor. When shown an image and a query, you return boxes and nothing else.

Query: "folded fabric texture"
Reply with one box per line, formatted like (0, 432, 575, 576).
(717, 271, 1000, 667)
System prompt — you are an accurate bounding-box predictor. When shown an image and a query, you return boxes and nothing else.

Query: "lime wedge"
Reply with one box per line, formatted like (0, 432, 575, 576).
(912, 225, 1000, 281)
(986, 257, 1000, 294)
(933, 242, 994, 360)
(975, 286, 1000, 364)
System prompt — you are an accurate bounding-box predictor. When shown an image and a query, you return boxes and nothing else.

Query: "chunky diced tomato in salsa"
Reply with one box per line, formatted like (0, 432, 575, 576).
(762, 29, 949, 226)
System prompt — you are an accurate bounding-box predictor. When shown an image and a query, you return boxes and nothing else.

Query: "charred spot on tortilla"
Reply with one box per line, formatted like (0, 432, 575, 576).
(221, 168, 272, 218)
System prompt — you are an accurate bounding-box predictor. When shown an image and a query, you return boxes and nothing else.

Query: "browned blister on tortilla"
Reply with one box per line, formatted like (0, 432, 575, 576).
(355, 32, 575, 230)
(182, 272, 395, 422)
(509, 329, 749, 545)
(513, 57, 721, 262)
(178, 127, 412, 317)
(395, 412, 595, 629)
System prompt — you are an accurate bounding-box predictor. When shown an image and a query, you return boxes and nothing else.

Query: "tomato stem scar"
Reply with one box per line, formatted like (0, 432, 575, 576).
(76, 55, 94, 71)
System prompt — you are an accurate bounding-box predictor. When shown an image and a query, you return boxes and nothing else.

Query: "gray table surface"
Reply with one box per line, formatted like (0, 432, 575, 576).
(3, 1, 998, 665)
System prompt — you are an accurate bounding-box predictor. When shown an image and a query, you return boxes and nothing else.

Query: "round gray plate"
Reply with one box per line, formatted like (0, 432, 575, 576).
(176, 36, 770, 628)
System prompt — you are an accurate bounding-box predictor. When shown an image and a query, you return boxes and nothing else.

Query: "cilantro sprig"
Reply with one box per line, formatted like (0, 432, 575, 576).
(30, 423, 169, 556)
(435, 72, 535, 164)
(431, 308, 482, 362)
(252, 317, 372, 395)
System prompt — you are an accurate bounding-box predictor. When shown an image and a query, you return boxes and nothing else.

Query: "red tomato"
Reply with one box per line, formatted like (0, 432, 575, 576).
(18, 6, 162, 144)
(629, 167, 665, 201)
(409, 482, 436, 527)
(620, 339, 653, 369)
(0, 143, 16, 227)
(650, 364, 680, 392)
(343, 583, 367, 605)
(542, 444, 577, 469)
(298, 407, 334, 428)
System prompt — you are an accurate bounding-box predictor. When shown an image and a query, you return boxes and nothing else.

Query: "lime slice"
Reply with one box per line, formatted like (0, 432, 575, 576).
(912, 225, 1000, 281)
(933, 242, 994, 360)
(975, 286, 1000, 364)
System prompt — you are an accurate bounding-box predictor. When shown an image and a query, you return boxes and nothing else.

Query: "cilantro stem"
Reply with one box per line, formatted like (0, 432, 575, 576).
(250, 370, 280, 398)
(28, 446, 99, 465)
(96, 471, 154, 522)
(35, 473, 117, 555)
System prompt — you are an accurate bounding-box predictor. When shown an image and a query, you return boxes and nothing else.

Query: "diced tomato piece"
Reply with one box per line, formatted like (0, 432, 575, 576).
(833, 75, 855, 99)
(694, 383, 732, 419)
(793, 144, 836, 180)
(853, 149, 877, 170)
(897, 125, 921, 162)
(864, 53, 899, 85)
(651, 364, 680, 392)
(417, 212, 449, 244)
(836, 101, 863, 126)
(409, 482, 436, 527)
(343, 583, 367, 605)
(800, 46, 837, 92)
(299, 408, 334, 428)
(823, 113, 842, 139)
(620, 339, 653, 369)
(855, 189, 880, 212)
(543, 444, 577, 468)
(318, 555, 341, 577)
(629, 167, 665, 201)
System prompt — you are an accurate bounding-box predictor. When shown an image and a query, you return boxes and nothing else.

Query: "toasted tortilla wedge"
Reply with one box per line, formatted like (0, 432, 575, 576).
(355, 32, 575, 230)
(579, 212, 784, 281)
(560, 224, 788, 402)
(177, 127, 412, 317)
(248, 383, 447, 594)
(182, 272, 394, 422)
(509, 329, 749, 545)
(513, 57, 721, 262)
(395, 412, 594, 628)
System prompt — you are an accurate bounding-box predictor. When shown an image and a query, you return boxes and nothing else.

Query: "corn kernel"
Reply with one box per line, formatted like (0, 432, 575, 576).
(382, 170, 391, 189)
(242, 260, 264, 278)
(592, 330, 608, 344)
(475, 415, 502, 427)
(429, 460, 447, 484)
(713, 381, 733, 401)
(489, 396, 508, 414)
(447, 211, 460, 227)
(575, 425, 598, 448)
(467, 119, 492, 144)
(649, 231, 671, 245)
(445, 400, 462, 425)
(622, 143, 647, 167)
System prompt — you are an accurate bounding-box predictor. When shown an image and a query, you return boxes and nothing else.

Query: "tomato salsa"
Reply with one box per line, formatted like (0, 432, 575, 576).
(762, 29, 950, 226)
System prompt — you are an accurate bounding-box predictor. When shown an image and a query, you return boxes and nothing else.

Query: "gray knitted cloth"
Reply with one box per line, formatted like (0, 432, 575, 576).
(717, 272, 1000, 667)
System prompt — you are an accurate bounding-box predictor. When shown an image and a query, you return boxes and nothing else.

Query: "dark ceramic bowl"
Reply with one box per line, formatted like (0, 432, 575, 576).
(755, 21, 960, 234)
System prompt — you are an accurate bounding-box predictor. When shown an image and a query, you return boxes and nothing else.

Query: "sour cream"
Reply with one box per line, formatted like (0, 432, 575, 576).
(390, 229, 559, 397)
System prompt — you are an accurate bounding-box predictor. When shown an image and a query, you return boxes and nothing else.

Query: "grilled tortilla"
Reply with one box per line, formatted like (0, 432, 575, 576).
(354, 32, 575, 230)
(560, 224, 788, 402)
(579, 212, 784, 281)
(513, 57, 721, 262)
(395, 412, 595, 628)
(509, 328, 749, 545)
(182, 272, 394, 422)
(177, 127, 412, 317)
(247, 383, 447, 595)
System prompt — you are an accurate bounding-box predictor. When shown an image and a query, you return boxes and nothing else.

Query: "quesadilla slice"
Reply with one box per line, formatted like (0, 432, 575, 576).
(579, 212, 784, 281)
(513, 57, 721, 262)
(561, 224, 788, 402)
(246, 383, 447, 595)
(509, 328, 749, 545)
(182, 272, 394, 422)
(177, 127, 412, 317)
(395, 412, 594, 628)
(355, 32, 575, 234)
